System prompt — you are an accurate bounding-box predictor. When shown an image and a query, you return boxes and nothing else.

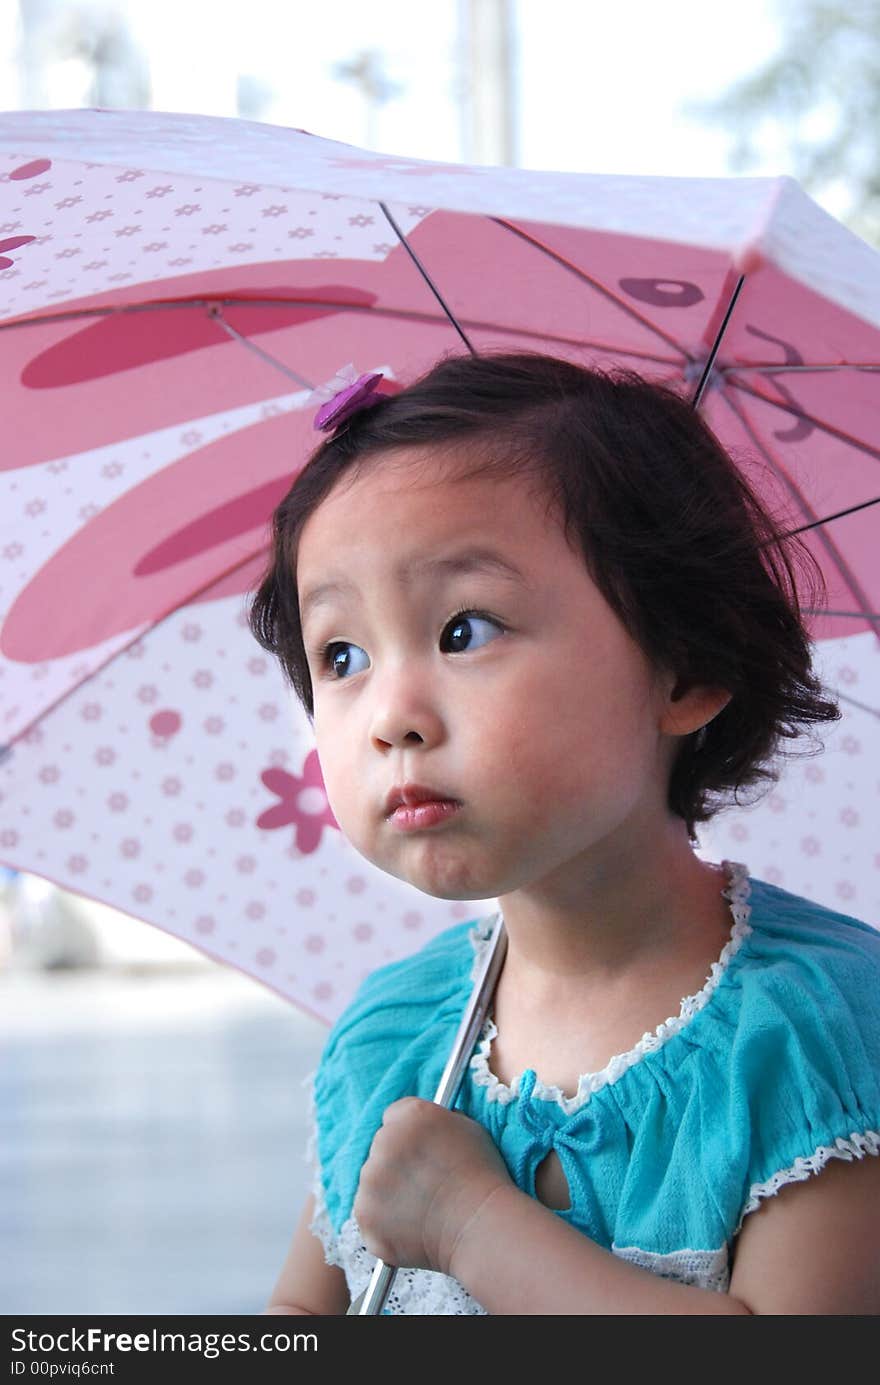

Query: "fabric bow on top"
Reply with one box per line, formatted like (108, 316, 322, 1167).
(308, 363, 386, 432)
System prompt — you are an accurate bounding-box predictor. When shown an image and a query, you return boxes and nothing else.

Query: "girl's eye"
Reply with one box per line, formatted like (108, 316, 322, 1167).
(317, 609, 503, 681)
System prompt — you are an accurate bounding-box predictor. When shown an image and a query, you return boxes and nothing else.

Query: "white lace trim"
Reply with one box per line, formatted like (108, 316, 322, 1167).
(611, 1243, 730, 1294)
(468, 858, 752, 1116)
(735, 1130, 880, 1235)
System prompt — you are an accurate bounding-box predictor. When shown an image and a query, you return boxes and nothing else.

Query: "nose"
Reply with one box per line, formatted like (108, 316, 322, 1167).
(369, 668, 445, 752)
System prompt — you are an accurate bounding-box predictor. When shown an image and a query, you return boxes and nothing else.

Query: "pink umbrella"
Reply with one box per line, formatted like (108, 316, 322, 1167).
(1, 109, 878, 1028)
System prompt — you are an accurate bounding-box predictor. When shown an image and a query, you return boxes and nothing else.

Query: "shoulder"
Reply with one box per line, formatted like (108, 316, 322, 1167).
(737, 874, 880, 1035)
(322, 914, 487, 1066)
(722, 874, 880, 1230)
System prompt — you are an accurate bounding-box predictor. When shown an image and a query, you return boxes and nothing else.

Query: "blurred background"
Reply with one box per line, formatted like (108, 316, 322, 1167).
(1, 0, 877, 1315)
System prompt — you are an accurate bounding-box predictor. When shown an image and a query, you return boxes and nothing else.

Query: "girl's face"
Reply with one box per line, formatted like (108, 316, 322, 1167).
(295, 447, 704, 901)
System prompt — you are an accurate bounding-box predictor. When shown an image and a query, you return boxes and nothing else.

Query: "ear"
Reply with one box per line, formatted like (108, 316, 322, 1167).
(657, 672, 733, 740)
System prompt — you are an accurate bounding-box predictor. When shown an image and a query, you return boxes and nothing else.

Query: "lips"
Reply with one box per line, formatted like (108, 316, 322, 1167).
(384, 782, 460, 816)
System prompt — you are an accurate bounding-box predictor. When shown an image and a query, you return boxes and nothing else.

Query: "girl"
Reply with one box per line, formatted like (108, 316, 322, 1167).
(250, 352, 880, 1315)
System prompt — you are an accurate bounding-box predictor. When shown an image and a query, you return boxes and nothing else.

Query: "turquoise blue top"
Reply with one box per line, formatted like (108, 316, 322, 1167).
(308, 862, 880, 1310)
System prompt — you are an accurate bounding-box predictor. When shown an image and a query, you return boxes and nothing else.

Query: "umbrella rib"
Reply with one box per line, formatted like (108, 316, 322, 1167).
(378, 201, 476, 354)
(207, 304, 315, 389)
(2, 541, 272, 754)
(803, 608, 880, 618)
(0, 294, 682, 367)
(718, 387, 880, 643)
(486, 217, 693, 364)
(719, 363, 880, 376)
(725, 375, 880, 465)
(691, 276, 745, 408)
(828, 689, 880, 720)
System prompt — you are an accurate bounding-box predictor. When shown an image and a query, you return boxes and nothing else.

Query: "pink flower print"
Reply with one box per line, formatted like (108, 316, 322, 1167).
(3, 542, 24, 559)
(247, 658, 266, 676)
(53, 809, 75, 829)
(837, 666, 857, 685)
(225, 808, 246, 827)
(353, 922, 373, 942)
(204, 716, 224, 735)
(840, 806, 860, 828)
(246, 901, 266, 921)
(195, 915, 215, 934)
(108, 792, 129, 812)
(120, 838, 141, 859)
(173, 823, 193, 843)
(133, 883, 153, 903)
(215, 762, 236, 781)
(297, 888, 315, 907)
(305, 934, 325, 954)
(184, 869, 205, 888)
(261, 205, 288, 217)
(181, 430, 202, 446)
(256, 749, 339, 854)
(193, 670, 214, 689)
(67, 855, 88, 874)
(181, 623, 202, 642)
(126, 641, 146, 659)
(236, 855, 256, 874)
(836, 880, 855, 901)
(25, 498, 46, 517)
(137, 684, 158, 704)
(768, 794, 786, 813)
(94, 746, 116, 766)
(801, 835, 821, 857)
(258, 703, 279, 721)
(403, 911, 423, 931)
(730, 823, 749, 841)
(161, 776, 182, 796)
(38, 765, 60, 784)
(174, 204, 201, 216)
(145, 185, 173, 198)
(101, 461, 124, 479)
(115, 169, 144, 182)
(256, 946, 276, 966)
(841, 736, 861, 755)
(81, 702, 102, 721)
(234, 184, 260, 196)
(0, 829, 20, 848)
(805, 765, 825, 784)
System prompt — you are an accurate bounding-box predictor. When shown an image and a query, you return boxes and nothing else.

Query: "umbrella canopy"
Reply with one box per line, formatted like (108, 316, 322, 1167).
(1, 109, 878, 1025)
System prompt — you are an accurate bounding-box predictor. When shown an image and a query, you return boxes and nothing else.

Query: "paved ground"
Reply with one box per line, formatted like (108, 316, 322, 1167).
(0, 964, 328, 1315)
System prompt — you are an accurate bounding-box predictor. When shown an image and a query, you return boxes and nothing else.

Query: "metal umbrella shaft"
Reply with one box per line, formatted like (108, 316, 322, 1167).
(347, 913, 508, 1315)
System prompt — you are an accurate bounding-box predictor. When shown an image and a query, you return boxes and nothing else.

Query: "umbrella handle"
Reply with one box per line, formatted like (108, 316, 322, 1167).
(346, 913, 508, 1315)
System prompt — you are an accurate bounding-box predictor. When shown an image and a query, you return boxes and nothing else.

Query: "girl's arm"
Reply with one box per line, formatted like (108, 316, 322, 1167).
(262, 1194, 351, 1316)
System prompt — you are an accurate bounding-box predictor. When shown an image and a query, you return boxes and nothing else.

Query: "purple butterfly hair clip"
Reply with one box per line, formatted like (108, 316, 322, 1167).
(308, 363, 387, 433)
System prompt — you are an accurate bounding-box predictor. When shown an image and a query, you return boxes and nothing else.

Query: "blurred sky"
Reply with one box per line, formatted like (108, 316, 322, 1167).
(0, 0, 796, 182)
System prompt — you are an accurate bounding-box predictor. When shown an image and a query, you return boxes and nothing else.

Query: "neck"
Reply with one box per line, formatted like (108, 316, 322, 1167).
(493, 817, 734, 1005)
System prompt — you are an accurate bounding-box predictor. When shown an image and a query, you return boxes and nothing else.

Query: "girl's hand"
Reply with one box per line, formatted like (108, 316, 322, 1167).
(353, 1097, 513, 1275)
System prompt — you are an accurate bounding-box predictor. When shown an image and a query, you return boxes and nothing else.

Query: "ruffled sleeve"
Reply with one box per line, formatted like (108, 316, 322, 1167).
(310, 918, 481, 1239)
(725, 880, 880, 1234)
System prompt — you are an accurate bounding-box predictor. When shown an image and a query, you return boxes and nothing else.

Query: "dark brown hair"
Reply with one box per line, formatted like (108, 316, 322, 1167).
(248, 351, 840, 843)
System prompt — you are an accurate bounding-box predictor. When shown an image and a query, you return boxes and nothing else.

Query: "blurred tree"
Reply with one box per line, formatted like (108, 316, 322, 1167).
(689, 0, 880, 245)
(18, 0, 150, 109)
(332, 49, 402, 148)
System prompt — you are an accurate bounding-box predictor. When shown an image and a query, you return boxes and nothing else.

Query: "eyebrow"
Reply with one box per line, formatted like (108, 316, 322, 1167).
(299, 547, 529, 626)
